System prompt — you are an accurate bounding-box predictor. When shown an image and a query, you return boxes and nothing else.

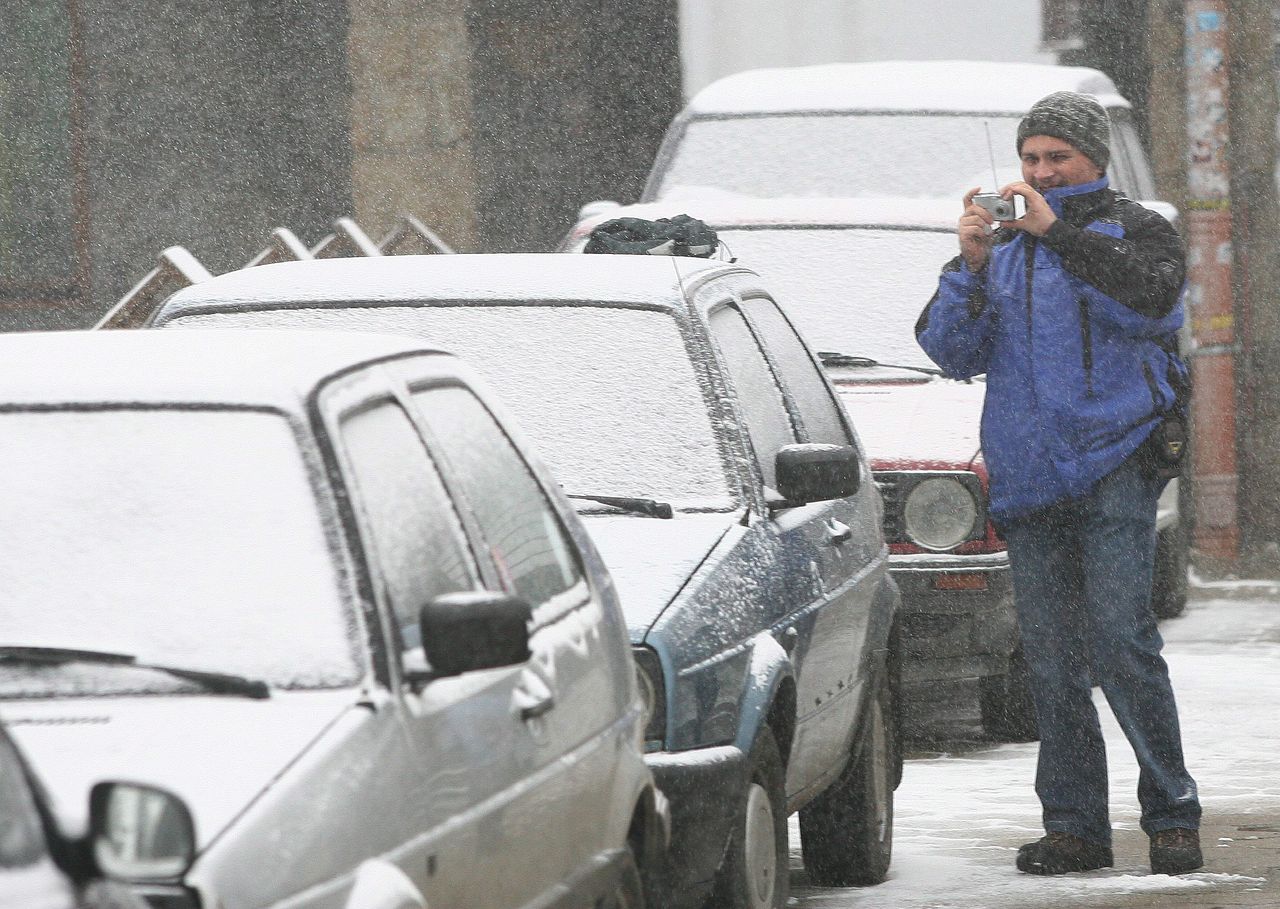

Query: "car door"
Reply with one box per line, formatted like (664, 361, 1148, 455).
(739, 293, 885, 786)
(402, 379, 630, 903)
(706, 297, 859, 793)
(327, 372, 553, 909)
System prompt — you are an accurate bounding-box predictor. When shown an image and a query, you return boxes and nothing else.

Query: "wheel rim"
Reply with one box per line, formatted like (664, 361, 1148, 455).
(742, 781, 778, 909)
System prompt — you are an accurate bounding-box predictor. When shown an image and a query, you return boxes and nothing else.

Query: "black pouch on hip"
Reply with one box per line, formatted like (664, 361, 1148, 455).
(1147, 340, 1191, 480)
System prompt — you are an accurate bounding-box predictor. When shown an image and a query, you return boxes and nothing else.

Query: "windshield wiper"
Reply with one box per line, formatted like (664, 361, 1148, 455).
(816, 351, 947, 378)
(566, 494, 674, 519)
(0, 645, 270, 699)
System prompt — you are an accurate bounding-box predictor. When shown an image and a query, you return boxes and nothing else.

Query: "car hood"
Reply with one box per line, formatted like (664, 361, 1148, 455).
(834, 378, 984, 467)
(1, 689, 356, 845)
(583, 512, 735, 639)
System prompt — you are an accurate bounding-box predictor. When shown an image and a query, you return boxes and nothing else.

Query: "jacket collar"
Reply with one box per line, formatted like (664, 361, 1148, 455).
(1042, 176, 1112, 221)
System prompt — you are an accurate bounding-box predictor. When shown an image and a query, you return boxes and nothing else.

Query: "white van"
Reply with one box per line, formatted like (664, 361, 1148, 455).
(639, 60, 1160, 205)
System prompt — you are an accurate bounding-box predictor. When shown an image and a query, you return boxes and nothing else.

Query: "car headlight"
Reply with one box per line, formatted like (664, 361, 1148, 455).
(631, 646, 666, 752)
(903, 476, 980, 551)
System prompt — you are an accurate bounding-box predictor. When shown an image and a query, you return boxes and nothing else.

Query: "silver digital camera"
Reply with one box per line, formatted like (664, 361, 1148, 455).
(973, 192, 1023, 221)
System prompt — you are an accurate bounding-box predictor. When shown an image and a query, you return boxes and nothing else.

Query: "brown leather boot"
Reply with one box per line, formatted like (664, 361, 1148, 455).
(1016, 831, 1114, 875)
(1150, 828, 1203, 875)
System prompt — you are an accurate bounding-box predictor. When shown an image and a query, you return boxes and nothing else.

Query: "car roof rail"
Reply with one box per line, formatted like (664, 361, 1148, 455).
(95, 246, 213, 330)
(245, 227, 314, 268)
(378, 214, 457, 255)
(310, 217, 384, 259)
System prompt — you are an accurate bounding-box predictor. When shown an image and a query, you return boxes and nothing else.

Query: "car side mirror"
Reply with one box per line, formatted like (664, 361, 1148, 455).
(420, 591, 533, 678)
(774, 443, 862, 507)
(89, 782, 196, 881)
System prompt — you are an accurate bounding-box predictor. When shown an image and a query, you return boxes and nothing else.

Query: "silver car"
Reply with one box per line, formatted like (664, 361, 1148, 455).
(0, 329, 665, 909)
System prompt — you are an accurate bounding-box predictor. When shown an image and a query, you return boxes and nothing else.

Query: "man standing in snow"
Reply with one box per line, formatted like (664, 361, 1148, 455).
(915, 91, 1203, 876)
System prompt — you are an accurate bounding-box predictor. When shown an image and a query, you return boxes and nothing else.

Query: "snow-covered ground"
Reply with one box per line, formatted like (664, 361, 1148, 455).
(789, 579, 1280, 907)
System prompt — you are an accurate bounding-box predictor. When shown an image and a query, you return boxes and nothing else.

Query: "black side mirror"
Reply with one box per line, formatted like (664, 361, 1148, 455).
(89, 782, 196, 881)
(774, 443, 862, 506)
(420, 591, 533, 678)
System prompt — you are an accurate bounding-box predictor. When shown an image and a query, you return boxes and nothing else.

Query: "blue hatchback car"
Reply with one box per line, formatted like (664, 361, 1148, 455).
(149, 253, 902, 908)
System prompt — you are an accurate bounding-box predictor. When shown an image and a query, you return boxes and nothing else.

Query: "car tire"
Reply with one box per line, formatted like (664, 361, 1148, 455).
(1151, 522, 1189, 620)
(607, 842, 647, 909)
(978, 647, 1039, 743)
(707, 726, 788, 909)
(798, 671, 894, 887)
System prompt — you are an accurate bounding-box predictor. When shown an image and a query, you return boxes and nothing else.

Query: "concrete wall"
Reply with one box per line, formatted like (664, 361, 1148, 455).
(75, 0, 354, 324)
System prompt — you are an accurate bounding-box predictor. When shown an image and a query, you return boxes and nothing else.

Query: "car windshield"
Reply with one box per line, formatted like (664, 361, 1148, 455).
(0, 408, 358, 699)
(718, 225, 958, 371)
(170, 306, 737, 511)
(657, 113, 1023, 200)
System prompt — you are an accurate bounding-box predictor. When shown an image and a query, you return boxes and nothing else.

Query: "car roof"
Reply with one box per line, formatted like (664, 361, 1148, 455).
(684, 60, 1129, 117)
(157, 254, 735, 323)
(572, 197, 961, 238)
(0, 328, 445, 409)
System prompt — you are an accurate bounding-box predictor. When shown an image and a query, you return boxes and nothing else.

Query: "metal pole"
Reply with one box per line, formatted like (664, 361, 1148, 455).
(1183, 0, 1240, 563)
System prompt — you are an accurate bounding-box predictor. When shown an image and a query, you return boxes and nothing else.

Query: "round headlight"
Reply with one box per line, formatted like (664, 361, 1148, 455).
(903, 477, 978, 551)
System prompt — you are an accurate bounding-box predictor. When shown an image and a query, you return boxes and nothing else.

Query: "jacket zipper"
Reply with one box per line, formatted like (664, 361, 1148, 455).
(1024, 237, 1037, 345)
(1078, 297, 1094, 396)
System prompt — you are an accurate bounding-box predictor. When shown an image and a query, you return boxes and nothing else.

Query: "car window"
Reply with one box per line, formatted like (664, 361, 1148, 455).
(411, 386, 583, 608)
(709, 304, 798, 488)
(1110, 109, 1155, 198)
(339, 400, 479, 656)
(170, 305, 737, 512)
(0, 734, 46, 869)
(658, 114, 1024, 200)
(0, 409, 357, 696)
(741, 296, 853, 447)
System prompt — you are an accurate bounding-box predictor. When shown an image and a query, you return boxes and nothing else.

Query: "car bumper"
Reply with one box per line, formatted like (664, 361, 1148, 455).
(889, 550, 1018, 684)
(646, 744, 744, 903)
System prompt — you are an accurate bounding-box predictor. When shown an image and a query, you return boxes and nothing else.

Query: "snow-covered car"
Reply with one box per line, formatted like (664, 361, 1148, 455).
(147, 253, 903, 908)
(0, 721, 151, 909)
(0, 329, 665, 909)
(619, 60, 1158, 207)
(561, 197, 1190, 741)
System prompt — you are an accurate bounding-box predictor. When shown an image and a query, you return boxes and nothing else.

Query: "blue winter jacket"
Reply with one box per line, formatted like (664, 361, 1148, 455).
(915, 178, 1188, 522)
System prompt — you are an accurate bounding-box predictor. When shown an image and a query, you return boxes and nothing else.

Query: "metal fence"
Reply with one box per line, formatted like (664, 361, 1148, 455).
(95, 214, 454, 330)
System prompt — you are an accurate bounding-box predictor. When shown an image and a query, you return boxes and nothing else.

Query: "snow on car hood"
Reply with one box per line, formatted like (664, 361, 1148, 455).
(2, 689, 355, 844)
(583, 512, 734, 638)
(835, 377, 984, 468)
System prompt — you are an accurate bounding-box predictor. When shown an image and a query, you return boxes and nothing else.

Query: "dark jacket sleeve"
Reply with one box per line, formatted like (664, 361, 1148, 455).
(1038, 201, 1185, 319)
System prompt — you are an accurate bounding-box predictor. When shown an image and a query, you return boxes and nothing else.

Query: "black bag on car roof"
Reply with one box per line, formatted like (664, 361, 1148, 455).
(583, 214, 719, 258)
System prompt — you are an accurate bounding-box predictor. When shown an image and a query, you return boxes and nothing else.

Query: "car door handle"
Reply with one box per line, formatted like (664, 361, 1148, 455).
(513, 671, 556, 721)
(826, 518, 852, 545)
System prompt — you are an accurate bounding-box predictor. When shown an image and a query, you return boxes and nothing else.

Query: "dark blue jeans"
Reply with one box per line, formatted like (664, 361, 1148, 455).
(1003, 452, 1200, 847)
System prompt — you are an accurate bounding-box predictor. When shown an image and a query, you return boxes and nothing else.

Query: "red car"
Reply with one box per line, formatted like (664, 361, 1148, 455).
(563, 197, 1189, 741)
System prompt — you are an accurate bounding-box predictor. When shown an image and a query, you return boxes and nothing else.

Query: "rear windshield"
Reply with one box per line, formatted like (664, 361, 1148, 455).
(657, 113, 1025, 200)
(0, 408, 358, 698)
(166, 305, 737, 511)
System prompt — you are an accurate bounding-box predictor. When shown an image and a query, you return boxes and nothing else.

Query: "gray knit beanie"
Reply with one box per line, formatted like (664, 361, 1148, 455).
(1016, 91, 1111, 171)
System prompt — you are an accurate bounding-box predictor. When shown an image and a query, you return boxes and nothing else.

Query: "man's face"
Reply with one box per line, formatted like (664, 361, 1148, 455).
(1019, 135, 1104, 191)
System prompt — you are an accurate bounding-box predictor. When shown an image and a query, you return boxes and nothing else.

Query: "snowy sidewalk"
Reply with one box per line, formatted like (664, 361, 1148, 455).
(789, 578, 1280, 908)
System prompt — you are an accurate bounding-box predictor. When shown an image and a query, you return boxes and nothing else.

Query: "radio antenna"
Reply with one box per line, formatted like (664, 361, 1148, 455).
(984, 120, 999, 190)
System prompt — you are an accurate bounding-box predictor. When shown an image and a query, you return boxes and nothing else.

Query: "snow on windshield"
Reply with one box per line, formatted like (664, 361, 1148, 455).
(0, 409, 358, 696)
(170, 306, 736, 510)
(719, 226, 957, 369)
(658, 114, 1022, 200)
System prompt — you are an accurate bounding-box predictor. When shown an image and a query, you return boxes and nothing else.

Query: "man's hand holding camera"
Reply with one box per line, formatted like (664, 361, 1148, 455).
(957, 182, 1058, 271)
